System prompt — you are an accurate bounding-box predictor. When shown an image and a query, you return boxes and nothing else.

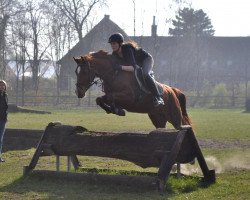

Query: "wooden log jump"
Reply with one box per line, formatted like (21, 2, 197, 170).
(23, 122, 215, 191)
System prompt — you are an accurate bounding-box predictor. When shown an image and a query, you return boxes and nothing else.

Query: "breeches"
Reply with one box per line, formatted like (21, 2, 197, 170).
(141, 55, 154, 78)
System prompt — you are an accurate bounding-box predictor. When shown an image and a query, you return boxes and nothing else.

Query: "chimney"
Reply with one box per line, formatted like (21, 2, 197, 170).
(151, 16, 157, 37)
(104, 15, 110, 20)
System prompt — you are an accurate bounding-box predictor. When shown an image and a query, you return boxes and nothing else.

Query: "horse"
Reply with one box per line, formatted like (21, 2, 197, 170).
(74, 50, 191, 129)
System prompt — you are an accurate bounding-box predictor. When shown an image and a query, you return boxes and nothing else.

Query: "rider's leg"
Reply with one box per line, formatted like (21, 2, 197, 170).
(142, 56, 164, 107)
(145, 74, 164, 106)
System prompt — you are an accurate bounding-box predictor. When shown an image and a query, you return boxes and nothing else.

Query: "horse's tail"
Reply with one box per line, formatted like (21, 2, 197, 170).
(171, 87, 192, 125)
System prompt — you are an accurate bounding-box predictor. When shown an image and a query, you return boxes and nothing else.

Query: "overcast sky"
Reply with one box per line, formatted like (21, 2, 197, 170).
(98, 0, 250, 37)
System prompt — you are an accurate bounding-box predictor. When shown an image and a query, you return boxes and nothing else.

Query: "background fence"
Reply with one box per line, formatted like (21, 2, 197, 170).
(8, 93, 248, 109)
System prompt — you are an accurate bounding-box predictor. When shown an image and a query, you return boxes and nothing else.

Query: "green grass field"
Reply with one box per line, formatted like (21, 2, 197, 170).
(0, 107, 249, 199)
(7, 107, 250, 140)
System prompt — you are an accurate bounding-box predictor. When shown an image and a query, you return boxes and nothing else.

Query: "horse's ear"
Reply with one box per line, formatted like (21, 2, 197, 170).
(73, 56, 81, 63)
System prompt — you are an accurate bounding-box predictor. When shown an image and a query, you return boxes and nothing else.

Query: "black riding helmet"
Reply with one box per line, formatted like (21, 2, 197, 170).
(108, 33, 124, 43)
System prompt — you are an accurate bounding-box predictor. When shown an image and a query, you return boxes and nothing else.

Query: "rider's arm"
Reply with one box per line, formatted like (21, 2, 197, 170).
(119, 45, 138, 72)
(122, 45, 137, 68)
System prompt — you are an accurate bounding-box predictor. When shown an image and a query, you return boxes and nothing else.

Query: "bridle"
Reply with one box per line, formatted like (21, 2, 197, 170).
(75, 60, 100, 92)
(75, 54, 115, 93)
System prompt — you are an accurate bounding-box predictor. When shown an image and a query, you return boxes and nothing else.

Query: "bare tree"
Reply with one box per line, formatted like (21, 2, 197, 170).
(48, 16, 69, 104)
(6, 3, 33, 105)
(24, 0, 51, 93)
(0, 0, 21, 79)
(39, 0, 76, 104)
(46, 0, 107, 41)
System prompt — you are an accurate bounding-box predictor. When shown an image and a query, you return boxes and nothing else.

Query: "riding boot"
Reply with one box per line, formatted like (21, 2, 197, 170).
(145, 75, 164, 107)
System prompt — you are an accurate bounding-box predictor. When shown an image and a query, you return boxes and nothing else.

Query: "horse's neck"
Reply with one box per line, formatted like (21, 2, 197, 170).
(93, 56, 137, 95)
(93, 59, 115, 90)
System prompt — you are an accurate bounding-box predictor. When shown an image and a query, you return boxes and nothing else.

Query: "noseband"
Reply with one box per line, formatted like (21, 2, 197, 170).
(75, 60, 100, 92)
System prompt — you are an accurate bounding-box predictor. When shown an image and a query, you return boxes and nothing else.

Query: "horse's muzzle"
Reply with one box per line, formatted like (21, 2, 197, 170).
(75, 88, 85, 98)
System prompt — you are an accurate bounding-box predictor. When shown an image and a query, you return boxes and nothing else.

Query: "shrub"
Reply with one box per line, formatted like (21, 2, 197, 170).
(211, 83, 230, 108)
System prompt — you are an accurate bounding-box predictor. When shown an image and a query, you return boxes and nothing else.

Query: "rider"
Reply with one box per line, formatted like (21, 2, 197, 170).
(108, 32, 164, 107)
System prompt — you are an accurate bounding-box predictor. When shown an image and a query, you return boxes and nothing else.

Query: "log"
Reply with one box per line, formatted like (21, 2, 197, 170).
(24, 122, 215, 190)
(4, 128, 43, 151)
(39, 123, 195, 168)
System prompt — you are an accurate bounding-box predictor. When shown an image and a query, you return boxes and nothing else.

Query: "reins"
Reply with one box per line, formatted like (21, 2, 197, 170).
(75, 61, 101, 92)
(75, 57, 113, 92)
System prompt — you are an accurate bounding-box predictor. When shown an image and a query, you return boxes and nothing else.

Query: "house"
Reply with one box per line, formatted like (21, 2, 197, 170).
(58, 15, 129, 88)
(58, 15, 250, 91)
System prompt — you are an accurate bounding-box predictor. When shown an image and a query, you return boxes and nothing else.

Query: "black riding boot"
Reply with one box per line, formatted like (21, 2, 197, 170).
(145, 75, 164, 107)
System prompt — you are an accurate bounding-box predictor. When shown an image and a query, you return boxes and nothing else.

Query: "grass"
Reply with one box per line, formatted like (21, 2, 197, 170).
(189, 108, 250, 140)
(7, 108, 155, 131)
(7, 107, 250, 140)
(0, 149, 250, 200)
(1, 107, 250, 199)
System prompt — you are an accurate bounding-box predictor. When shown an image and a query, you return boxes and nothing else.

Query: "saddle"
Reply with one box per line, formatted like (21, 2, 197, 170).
(110, 54, 163, 102)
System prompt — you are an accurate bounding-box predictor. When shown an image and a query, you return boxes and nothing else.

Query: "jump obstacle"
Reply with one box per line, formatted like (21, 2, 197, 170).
(23, 122, 215, 191)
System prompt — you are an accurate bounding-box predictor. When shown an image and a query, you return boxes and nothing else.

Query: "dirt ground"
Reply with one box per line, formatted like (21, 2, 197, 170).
(198, 138, 250, 149)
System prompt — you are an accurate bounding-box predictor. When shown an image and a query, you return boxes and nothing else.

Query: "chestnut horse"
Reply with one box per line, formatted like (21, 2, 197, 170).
(74, 50, 191, 129)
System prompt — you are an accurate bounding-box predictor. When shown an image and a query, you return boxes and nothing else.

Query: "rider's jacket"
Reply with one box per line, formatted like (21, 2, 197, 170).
(0, 92, 8, 121)
(112, 43, 150, 68)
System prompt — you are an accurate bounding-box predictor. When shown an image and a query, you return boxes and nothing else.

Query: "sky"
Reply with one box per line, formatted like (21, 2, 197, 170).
(99, 0, 250, 37)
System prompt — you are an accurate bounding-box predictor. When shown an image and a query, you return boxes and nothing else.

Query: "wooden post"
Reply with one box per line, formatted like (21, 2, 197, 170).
(157, 129, 187, 190)
(67, 156, 71, 172)
(187, 128, 216, 183)
(23, 123, 55, 175)
(176, 163, 181, 178)
(70, 155, 81, 170)
(56, 155, 60, 172)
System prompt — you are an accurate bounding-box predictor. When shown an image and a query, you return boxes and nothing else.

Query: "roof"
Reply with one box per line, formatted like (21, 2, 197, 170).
(58, 15, 250, 89)
(58, 15, 129, 65)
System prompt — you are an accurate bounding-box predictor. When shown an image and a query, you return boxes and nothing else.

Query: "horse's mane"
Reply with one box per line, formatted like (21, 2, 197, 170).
(81, 50, 110, 61)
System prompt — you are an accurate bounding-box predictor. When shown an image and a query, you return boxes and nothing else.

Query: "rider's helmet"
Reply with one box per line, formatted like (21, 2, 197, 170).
(108, 33, 124, 44)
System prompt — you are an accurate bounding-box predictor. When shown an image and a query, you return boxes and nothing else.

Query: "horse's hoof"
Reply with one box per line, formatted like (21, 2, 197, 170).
(115, 108, 126, 116)
(117, 109, 126, 116)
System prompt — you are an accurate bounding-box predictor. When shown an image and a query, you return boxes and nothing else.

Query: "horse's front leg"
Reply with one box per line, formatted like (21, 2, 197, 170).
(96, 96, 125, 116)
(96, 96, 112, 113)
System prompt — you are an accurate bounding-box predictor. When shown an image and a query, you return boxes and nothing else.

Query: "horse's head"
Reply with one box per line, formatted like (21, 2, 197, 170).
(74, 55, 96, 98)
(74, 50, 114, 98)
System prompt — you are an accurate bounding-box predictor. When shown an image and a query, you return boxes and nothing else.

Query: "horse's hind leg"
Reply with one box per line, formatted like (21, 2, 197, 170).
(148, 113, 166, 128)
